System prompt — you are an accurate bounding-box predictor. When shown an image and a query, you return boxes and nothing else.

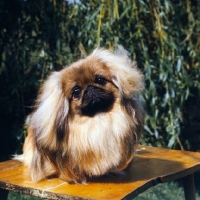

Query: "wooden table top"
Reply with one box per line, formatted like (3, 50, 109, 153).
(0, 145, 200, 200)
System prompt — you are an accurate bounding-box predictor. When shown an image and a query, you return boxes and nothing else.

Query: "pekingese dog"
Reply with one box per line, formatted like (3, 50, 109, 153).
(22, 47, 144, 183)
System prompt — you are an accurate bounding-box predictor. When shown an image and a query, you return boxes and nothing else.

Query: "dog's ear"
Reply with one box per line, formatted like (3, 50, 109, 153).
(30, 71, 69, 150)
(91, 47, 144, 99)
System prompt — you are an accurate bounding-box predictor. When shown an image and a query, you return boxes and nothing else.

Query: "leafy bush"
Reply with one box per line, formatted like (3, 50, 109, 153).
(0, 0, 200, 160)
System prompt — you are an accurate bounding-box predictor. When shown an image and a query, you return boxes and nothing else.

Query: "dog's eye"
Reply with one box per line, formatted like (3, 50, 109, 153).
(72, 86, 82, 98)
(95, 76, 107, 85)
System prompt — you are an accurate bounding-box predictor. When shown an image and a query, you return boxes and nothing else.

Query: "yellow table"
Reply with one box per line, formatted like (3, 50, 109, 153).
(0, 145, 200, 200)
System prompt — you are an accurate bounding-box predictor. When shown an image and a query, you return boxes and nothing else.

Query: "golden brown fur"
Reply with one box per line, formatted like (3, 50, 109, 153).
(22, 48, 144, 183)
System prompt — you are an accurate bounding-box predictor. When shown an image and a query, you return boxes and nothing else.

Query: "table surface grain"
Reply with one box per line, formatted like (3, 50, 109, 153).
(0, 145, 200, 200)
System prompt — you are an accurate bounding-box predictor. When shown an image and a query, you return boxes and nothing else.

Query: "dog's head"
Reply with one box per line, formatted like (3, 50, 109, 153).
(62, 58, 116, 117)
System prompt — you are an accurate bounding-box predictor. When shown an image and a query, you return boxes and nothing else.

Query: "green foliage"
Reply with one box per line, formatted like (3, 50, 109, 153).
(134, 181, 200, 200)
(0, 0, 200, 160)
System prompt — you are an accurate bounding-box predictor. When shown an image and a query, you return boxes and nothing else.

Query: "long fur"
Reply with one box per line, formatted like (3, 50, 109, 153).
(21, 47, 144, 183)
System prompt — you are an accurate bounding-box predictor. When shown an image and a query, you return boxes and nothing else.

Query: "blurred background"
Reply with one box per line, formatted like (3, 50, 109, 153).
(0, 0, 199, 199)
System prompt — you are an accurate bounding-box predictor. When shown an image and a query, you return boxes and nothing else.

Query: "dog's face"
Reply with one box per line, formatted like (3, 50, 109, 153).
(62, 58, 118, 118)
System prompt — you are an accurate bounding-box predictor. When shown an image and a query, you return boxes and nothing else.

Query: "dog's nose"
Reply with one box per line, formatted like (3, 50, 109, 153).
(86, 86, 96, 97)
(81, 86, 114, 117)
(82, 86, 99, 106)
(87, 86, 94, 91)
